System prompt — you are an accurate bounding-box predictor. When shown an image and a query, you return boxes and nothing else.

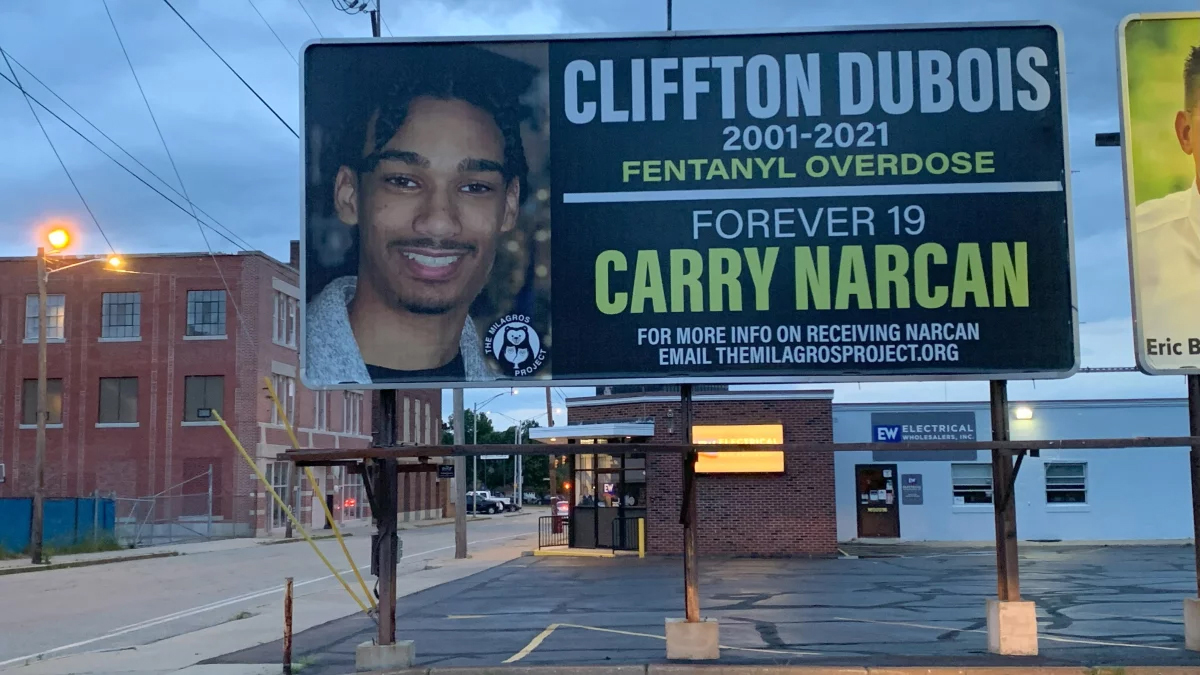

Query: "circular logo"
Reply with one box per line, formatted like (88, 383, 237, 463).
(484, 314, 548, 377)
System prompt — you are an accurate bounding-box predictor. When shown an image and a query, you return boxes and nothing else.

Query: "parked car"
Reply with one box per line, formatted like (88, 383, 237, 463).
(466, 494, 503, 515)
(468, 490, 519, 512)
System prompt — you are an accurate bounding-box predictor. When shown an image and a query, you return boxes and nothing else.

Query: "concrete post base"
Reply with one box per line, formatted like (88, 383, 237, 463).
(665, 617, 719, 660)
(1185, 597, 1200, 651)
(986, 598, 1038, 656)
(355, 639, 414, 672)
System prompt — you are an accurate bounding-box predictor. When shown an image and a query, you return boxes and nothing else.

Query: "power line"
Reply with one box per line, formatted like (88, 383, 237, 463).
(297, 0, 326, 34)
(0, 47, 116, 254)
(0, 53, 254, 252)
(162, 0, 299, 138)
(0, 68, 250, 252)
(247, 0, 298, 65)
(105, 0, 252, 342)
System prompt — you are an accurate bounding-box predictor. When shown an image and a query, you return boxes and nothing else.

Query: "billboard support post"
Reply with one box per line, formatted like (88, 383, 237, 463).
(454, 389, 467, 559)
(1187, 375, 1200, 650)
(985, 380, 1037, 655)
(666, 383, 719, 659)
(680, 383, 699, 623)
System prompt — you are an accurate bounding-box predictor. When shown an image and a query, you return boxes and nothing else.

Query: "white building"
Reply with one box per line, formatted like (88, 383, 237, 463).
(832, 398, 1193, 542)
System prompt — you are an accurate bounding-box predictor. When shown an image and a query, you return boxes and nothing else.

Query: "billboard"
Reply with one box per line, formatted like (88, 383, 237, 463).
(1118, 12, 1200, 374)
(692, 424, 784, 473)
(301, 23, 1076, 390)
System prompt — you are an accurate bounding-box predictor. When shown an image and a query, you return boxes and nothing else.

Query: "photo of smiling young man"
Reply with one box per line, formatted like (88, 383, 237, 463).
(1122, 16, 1200, 372)
(303, 43, 550, 386)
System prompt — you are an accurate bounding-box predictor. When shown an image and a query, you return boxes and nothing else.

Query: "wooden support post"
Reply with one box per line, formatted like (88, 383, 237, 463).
(990, 380, 1020, 601)
(375, 389, 399, 646)
(680, 384, 699, 623)
(376, 457, 399, 645)
(1188, 375, 1200, 598)
(283, 576, 293, 675)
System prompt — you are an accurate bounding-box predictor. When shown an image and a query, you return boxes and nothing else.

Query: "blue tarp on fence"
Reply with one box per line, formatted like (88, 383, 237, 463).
(0, 498, 116, 553)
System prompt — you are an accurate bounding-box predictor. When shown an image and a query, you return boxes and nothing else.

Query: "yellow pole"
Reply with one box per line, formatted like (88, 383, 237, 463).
(263, 377, 376, 610)
(638, 517, 645, 558)
(212, 411, 370, 614)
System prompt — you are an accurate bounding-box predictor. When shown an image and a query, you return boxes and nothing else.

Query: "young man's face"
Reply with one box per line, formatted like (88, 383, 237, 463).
(336, 96, 520, 315)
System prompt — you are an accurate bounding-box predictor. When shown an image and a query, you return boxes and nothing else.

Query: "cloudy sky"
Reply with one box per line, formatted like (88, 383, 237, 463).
(0, 0, 1195, 426)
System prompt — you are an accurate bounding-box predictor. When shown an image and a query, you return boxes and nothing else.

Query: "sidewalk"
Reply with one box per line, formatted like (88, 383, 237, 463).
(0, 518, 476, 575)
(3, 532, 535, 675)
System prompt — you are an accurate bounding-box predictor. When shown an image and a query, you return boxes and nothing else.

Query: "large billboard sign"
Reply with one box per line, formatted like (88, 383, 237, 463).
(1117, 12, 1200, 375)
(301, 23, 1076, 390)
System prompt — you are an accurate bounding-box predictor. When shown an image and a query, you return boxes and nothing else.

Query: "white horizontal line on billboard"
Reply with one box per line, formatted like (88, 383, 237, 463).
(561, 181, 1064, 204)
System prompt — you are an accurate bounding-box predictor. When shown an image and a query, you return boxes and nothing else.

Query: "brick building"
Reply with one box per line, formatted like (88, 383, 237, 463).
(530, 389, 837, 557)
(0, 247, 444, 540)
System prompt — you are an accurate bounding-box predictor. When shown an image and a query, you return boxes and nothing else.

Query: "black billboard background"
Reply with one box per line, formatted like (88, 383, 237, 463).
(300, 24, 1075, 388)
(548, 25, 1074, 381)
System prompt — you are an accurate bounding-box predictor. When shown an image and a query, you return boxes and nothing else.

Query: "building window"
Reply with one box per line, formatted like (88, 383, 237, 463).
(186, 290, 226, 337)
(343, 391, 363, 435)
(101, 292, 141, 339)
(314, 391, 327, 430)
(271, 374, 295, 424)
(22, 379, 63, 425)
(98, 377, 138, 424)
(272, 291, 298, 348)
(425, 402, 432, 444)
(183, 375, 224, 421)
(25, 294, 65, 340)
(266, 462, 290, 530)
(342, 470, 369, 520)
(1046, 462, 1087, 504)
(951, 463, 993, 505)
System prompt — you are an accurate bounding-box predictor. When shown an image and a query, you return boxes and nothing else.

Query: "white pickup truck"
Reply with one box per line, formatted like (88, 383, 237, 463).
(467, 490, 519, 512)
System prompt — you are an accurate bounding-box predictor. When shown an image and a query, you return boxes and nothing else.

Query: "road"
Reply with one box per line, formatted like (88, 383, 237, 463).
(0, 513, 537, 668)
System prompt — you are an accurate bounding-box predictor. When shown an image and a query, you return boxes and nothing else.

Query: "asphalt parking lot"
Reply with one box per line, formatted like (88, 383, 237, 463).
(209, 543, 1200, 672)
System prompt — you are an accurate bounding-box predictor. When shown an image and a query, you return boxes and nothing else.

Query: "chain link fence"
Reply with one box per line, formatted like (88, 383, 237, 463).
(113, 469, 256, 547)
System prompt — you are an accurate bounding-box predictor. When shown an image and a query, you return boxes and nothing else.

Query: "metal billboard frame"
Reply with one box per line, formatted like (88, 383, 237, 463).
(298, 21, 1079, 391)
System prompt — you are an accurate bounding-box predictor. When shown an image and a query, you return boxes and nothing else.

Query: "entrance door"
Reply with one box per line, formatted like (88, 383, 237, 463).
(855, 464, 899, 538)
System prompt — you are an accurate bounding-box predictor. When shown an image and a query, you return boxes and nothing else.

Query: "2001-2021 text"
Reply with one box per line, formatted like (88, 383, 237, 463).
(723, 122, 889, 151)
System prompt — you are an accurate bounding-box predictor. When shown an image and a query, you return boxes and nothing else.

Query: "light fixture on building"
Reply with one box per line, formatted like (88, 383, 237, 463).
(1013, 406, 1034, 420)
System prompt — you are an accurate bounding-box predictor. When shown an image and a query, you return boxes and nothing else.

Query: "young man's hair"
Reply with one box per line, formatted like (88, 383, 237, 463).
(1187, 45, 1200, 112)
(344, 44, 533, 206)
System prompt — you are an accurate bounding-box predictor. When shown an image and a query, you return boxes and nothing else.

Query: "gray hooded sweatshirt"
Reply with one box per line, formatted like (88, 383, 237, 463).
(304, 276, 495, 386)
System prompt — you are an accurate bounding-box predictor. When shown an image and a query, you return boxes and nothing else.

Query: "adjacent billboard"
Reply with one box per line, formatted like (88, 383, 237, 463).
(1118, 12, 1200, 374)
(301, 23, 1076, 390)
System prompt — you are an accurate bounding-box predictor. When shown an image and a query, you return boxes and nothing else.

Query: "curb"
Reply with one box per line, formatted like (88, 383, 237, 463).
(0, 550, 179, 576)
(362, 662, 1200, 667)
(259, 533, 353, 546)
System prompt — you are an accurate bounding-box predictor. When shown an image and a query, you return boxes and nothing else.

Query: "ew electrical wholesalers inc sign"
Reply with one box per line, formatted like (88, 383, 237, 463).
(300, 23, 1076, 389)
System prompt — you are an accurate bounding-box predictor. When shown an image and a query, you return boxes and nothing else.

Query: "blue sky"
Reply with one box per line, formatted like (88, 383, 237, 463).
(0, 0, 1195, 427)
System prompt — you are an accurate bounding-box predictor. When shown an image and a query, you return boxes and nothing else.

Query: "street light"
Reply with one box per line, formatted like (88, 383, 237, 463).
(468, 388, 516, 498)
(29, 232, 123, 565)
(491, 409, 556, 508)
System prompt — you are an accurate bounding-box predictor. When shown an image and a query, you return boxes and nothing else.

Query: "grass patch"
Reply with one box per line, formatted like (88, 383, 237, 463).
(0, 535, 124, 562)
(46, 535, 124, 557)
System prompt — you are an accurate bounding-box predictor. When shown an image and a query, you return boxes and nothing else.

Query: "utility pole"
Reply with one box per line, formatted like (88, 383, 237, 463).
(369, 0, 381, 38)
(453, 389, 466, 558)
(30, 246, 47, 565)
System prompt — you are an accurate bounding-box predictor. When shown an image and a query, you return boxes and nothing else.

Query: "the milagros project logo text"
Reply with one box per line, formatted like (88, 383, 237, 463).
(486, 315, 548, 377)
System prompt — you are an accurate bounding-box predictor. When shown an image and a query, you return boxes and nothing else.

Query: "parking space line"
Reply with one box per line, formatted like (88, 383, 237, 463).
(502, 621, 821, 663)
(834, 616, 1181, 651)
(503, 623, 560, 663)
